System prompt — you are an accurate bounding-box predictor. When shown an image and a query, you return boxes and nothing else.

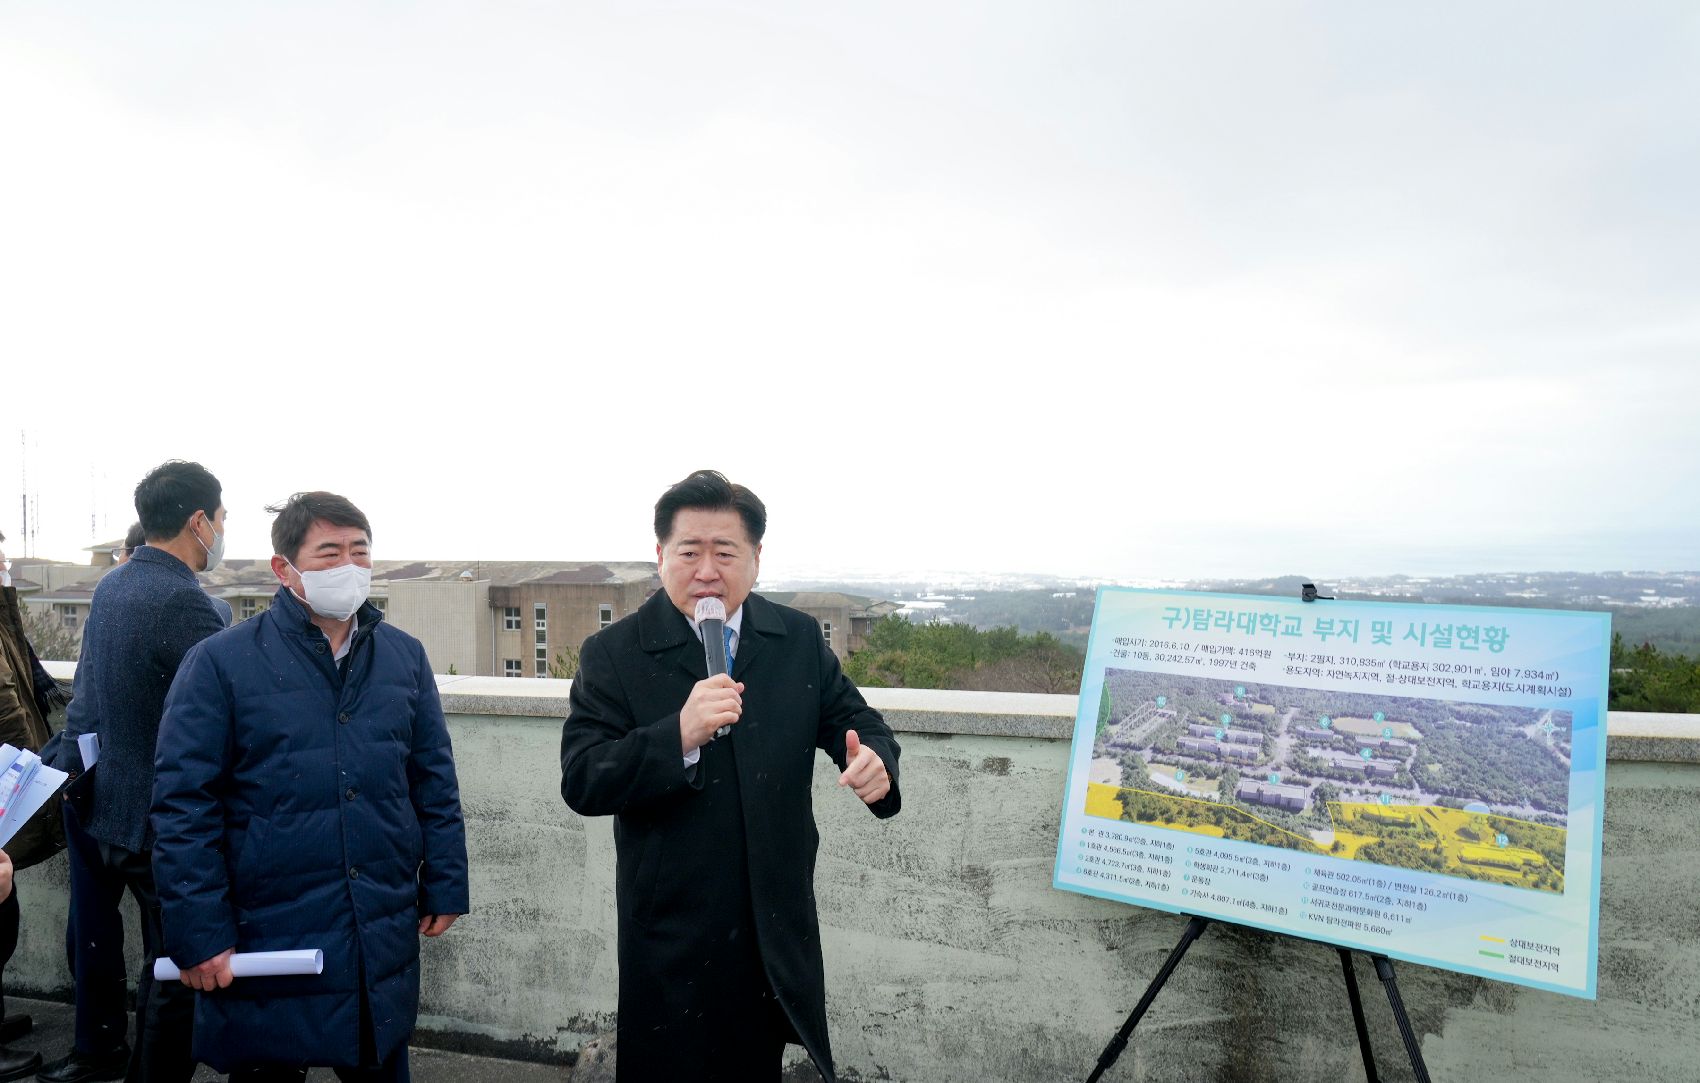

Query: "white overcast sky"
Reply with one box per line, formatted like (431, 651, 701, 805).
(2, 3, 1695, 581)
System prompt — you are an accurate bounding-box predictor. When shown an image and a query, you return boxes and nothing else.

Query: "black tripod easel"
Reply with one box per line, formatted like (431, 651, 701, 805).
(1084, 915, 1431, 1082)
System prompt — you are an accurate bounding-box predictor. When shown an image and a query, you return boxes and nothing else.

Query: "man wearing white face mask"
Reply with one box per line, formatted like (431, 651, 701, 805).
(153, 491, 468, 1082)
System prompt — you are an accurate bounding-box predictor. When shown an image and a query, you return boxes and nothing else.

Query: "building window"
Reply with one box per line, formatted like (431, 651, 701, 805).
(370, 597, 387, 613)
(534, 604, 549, 674)
(821, 621, 832, 646)
(504, 659, 522, 678)
(56, 604, 79, 630)
(504, 606, 521, 631)
(599, 603, 614, 628)
(239, 599, 257, 620)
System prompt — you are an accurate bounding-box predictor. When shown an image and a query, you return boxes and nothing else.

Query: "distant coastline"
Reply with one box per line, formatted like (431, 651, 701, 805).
(768, 570, 1699, 659)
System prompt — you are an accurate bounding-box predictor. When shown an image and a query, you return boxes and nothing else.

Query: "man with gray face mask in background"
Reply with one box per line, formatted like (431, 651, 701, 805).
(153, 491, 468, 1082)
(45, 460, 229, 1083)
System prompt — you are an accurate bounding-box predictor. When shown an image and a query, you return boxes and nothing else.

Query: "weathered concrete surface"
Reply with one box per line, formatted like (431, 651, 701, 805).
(1601, 711, 1700, 763)
(414, 713, 614, 1060)
(7, 683, 1698, 1081)
(1420, 761, 1700, 1082)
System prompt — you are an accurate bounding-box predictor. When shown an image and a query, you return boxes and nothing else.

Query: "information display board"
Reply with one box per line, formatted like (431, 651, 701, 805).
(1054, 588, 1610, 998)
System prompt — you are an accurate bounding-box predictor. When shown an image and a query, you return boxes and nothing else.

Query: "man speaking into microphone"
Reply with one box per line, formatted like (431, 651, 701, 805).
(560, 470, 901, 1083)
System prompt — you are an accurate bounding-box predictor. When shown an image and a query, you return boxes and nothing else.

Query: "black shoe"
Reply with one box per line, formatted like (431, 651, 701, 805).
(0, 1017, 26, 1044)
(34, 1047, 130, 1083)
(0, 1046, 41, 1083)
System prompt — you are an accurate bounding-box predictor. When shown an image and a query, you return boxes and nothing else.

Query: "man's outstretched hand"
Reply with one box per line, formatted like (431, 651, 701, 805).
(838, 729, 891, 805)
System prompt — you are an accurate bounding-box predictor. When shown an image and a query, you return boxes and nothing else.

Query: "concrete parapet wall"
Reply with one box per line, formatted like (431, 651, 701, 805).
(10, 676, 1699, 1081)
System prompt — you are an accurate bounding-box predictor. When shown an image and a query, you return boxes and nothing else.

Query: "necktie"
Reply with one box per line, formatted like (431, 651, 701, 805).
(723, 625, 736, 677)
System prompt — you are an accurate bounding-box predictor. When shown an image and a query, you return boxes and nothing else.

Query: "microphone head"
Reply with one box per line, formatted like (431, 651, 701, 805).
(694, 596, 727, 623)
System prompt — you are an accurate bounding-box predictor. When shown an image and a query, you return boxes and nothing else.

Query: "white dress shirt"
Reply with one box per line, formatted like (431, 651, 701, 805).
(333, 616, 360, 662)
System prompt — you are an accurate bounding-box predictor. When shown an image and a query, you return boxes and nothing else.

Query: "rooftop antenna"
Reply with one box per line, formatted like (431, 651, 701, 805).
(18, 430, 35, 558)
(18, 431, 27, 556)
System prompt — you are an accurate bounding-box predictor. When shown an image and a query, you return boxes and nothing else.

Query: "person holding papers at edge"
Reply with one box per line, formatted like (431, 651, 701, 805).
(153, 491, 468, 1082)
(35, 463, 230, 1083)
(560, 470, 902, 1083)
(2, 526, 72, 1078)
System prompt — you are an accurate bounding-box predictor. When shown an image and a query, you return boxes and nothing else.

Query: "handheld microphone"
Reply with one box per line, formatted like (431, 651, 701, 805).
(694, 597, 733, 738)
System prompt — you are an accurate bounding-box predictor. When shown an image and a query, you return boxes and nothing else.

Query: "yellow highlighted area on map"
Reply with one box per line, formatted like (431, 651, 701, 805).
(1083, 783, 1320, 853)
(1079, 783, 1567, 893)
(1326, 801, 1565, 894)
(1085, 783, 1124, 819)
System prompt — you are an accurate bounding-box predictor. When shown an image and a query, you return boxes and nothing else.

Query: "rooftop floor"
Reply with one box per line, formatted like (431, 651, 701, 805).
(1, 997, 567, 1083)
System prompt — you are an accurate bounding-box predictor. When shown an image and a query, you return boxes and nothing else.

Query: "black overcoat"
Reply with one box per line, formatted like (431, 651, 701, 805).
(560, 590, 901, 1082)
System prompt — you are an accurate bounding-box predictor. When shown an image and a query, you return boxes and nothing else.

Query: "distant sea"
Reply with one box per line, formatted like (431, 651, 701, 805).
(768, 530, 1696, 585)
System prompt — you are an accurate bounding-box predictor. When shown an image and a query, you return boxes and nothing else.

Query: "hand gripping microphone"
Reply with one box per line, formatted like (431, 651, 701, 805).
(694, 597, 733, 737)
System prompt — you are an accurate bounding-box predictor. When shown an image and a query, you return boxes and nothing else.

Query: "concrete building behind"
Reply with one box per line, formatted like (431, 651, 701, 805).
(16, 548, 895, 675)
(759, 590, 903, 660)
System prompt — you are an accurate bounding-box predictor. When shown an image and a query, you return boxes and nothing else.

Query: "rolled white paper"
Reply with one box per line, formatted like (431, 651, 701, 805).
(153, 948, 324, 982)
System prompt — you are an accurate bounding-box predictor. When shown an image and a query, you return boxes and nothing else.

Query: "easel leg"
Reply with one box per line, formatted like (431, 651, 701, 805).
(1338, 950, 1379, 1083)
(1371, 955, 1432, 1083)
(1086, 916, 1210, 1083)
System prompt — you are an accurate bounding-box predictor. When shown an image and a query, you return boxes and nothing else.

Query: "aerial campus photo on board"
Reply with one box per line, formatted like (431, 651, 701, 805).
(1086, 671, 1572, 894)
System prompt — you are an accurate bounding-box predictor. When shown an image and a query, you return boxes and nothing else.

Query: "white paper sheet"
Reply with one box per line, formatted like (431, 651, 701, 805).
(153, 948, 325, 982)
(0, 743, 68, 849)
(78, 732, 100, 769)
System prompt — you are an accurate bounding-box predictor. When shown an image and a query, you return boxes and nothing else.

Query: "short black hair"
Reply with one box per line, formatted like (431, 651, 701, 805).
(123, 522, 146, 552)
(653, 470, 767, 545)
(135, 461, 223, 541)
(266, 491, 372, 564)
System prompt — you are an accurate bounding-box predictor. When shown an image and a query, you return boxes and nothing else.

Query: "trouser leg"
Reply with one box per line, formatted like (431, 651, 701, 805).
(103, 843, 195, 1083)
(0, 886, 18, 1025)
(701, 984, 789, 1083)
(65, 802, 130, 1053)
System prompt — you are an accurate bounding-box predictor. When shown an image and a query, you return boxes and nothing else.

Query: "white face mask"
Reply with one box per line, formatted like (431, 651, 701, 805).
(285, 559, 372, 621)
(195, 516, 226, 572)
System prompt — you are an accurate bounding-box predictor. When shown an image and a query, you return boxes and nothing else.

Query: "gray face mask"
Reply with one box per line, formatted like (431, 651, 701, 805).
(194, 516, 225, 573)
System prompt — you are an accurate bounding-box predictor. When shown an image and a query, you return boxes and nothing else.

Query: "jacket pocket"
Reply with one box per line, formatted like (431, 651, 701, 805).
(231, 814, 272, 901)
